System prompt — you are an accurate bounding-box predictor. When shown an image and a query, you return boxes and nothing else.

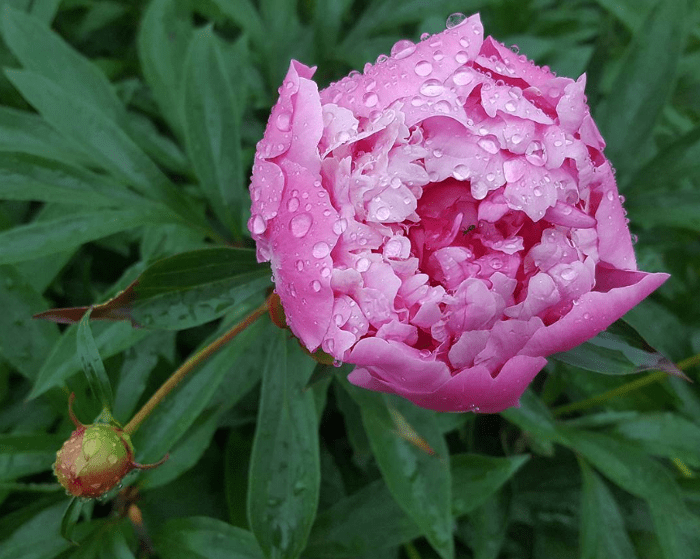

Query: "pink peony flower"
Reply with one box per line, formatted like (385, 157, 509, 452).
(248, 13, 669, 413)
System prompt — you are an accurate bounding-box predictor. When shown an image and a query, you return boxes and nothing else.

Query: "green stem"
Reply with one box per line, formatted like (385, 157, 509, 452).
(403, 542, 422, 559)
(123, 300, 269, 435)
(553, 353, 699, 418)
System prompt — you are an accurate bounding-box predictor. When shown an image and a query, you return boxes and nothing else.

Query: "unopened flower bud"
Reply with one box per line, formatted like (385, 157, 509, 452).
(55, 423, 135, 498)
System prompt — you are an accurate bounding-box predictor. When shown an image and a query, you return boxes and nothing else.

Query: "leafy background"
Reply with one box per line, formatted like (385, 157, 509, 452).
(0, 0, 699, 558)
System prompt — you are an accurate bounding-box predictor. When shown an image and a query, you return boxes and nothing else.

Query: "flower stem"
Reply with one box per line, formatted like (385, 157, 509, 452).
(123, 300, 269, 435)
(552, 353, 699, 418)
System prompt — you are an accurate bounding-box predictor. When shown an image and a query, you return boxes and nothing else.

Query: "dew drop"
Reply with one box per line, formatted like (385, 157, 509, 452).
(455, 51, 469, 64)
(311, 280, 321, 292)
(362, 91, 379, 107)
(251, 214, 266, 235)
(391, 39, 416, 60)
(275, 112, 291, 131)
(446, 12, 467, 28)
(332, 218, 348, 235)
(289, 213, 312, 238)
(356, 257, 370, 272)
(419, 79, 444, 97)
(287, 197, 300, 212)
(296, 260, 304, 271)
(312, 241, 330, 258)
(453, 164, 470, 180)
(375, 206, 391, 221)
(453, 67, 473, 85)
(560, 267, 577, 281)
(504, 101, 517, 112)
(414, 60, 433, 77)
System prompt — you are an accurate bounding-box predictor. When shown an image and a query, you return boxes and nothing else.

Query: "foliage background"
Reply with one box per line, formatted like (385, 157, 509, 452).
(0, 0, 699, 558)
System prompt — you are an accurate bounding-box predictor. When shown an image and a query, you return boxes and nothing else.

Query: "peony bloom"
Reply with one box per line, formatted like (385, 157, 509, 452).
(248, 13, 668, 412)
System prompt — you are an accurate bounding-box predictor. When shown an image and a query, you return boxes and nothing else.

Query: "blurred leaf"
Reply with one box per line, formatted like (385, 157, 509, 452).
(464, 490, 510, 559)
(181, 26, 244, 238)
(305, 453, 528, 558)
(154, 516, 264, 559)
(561, 428, 700, 559)
(349, 390, 453, 559)
(0, 207, 173, 266)
(0, 434, 66, 454)
(610, 412, 700, 467)
(626, 190, 700, 233)
(501, 389, 564, 449)
(579, 459, 638, 559)
(0, 501, 72, 559)
(132, 312, 267, 464)
(592, 0, 655, 31)
(137, 0, 192, 135)
(247, 332, 320, 559)
(207, 0, 264, 60)
(552, 320, 682, 377)
(30, 321, 151, 400)
(4, 69, 202, 228)
(0, 153, 146, 207)
(36, 248, 271, 330)
(0, 265, 59, 379)
(0, 106, 92, 166)
(77, 308, 113, 410)
(60, 497, 82, 544)
(596, 0, 686, 176)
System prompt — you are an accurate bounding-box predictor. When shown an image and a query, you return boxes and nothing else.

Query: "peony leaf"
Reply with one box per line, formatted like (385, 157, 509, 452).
(0, 434, 66, 455)
(579, 460, 638, 559)
(60, 497, 82, 544)
(247, 332, 320, 559)
(181, 26, 245, 239)
(35, 247, 271, 330)
(305, 453, 528, 557)
(153, 517, 264, 559)
(77, 308, 114, 411)
(551, 319, 683, 377)
(596, 0, 686, 176)
(347, 388, 454, 559)
(0, 208, 174, 266)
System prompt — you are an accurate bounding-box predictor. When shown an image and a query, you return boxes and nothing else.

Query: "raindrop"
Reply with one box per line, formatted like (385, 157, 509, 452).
(453, 164, 470, 180)
(533, 187, 543, 197)
(583, 312, 591, 320)
(321, 266, 331, 278)
(560, 267, 577, 281)
(419, 79, 444, 97)
(477, 138, 499, 154)
(312, 241, 330, 258)
(453, 67, 473, 85)
(454, 51, 469, 65)
(332, 218, 348, 235)
(376, 54, 388, 64)
(251, 214, 266, 235)
(492, 258, 503, 270)
(446, 13, 467, 29)
(433, 50, 444, 61)
(511, 133, 523, 145)
(375, 206, 391, 221)
(504, 101, 517, 112)
(311, 280, 321, 292)
(275, 112, 291, 131)
(287, 197, 300, 212)
(362, 91, 379, 107)
(391, 40, 416, 60)
(289, 213, 313, 238)
(606, 191, 615, 201)
(296, 260, 304, 271)
(390, 176, 402, 189)
(414, 60, 433, 77)
(356, 257, 370, 272)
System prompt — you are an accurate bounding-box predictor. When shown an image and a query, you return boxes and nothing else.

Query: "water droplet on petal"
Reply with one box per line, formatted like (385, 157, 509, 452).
(446, 12, 467, 28)
(275, 112, 291, 131)
(419, 79, 444, 97)
(560, 267, 577, 281)
(332, 218, 348, 235)
(289, 213, 312, 238)
(312, 241, 330, 258)
(362, 91, 378, 107)
(453, 164, 470, 180)
(356, 257, 370, 272)
(311, 280, 321, 292)
(375, 206, 391, 221)
(414, 60, 433, 76)
(251, 214, 266, 235)
(453, 67, 473, 85)
(455, 51, 469, 65)
(391, 39, 416, 60)
(296, 260, 304, 271)
(287, 197, 300, 212)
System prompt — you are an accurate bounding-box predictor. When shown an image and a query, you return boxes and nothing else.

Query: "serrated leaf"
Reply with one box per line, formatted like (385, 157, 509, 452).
(153, 517, 264, 559)
(596, 0, 686, 176)
(579, 459, 638, 559)
(77, 308, 113, 410)
(347, 388, 454, 559)
(0, 208, 174, 266)
(182, 26, 244, 238)
(247, 332, 320, 559)
(0, 265, 59, 379)
(35, 247, 271, 330)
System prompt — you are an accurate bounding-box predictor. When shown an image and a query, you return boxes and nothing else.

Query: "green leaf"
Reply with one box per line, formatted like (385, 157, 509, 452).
(29, 321, 151, 400)
(561, 428, 700, 559)
(551, 320, 680, 376)
(4, 69, 203, 229)
(182, 26, 244, 238)
(0, 208, 174, 265)
(132, 310, 267, 464)
(208, 0, 264, 45)
(625, 190, 700, 233)
(0, 152, 145, 207)
(60, 497, 82, 544)
(0, 434, 66, 454)
(305, 453, 528, 557)
(579, 459, 638, 559)
(0, 106, 92, 166)
(0, 502, 72, 559)
(137, 0, 193, 135)
(1, 6, 124, 122)
(0, 265, 59, 379)
(465, 490, 510, 559)
(592, 0, 655, 31)
(77, 308, 114, 410)
(348, 390, 454, 559)
(247, 332, 320, 559)
(501, 389, 564, 449)
(154, 517, 264, 559)
(596, 0, 687, 176)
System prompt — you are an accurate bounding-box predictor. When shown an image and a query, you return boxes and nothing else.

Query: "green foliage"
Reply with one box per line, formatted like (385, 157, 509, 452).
(0, 1, 699, 558)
